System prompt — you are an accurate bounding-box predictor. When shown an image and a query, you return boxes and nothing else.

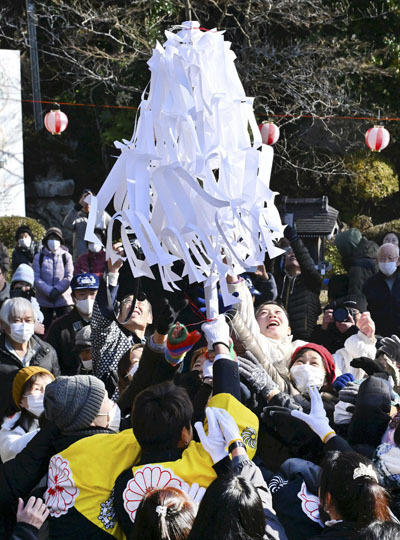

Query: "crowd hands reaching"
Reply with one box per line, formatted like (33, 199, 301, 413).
(1, 203, 400, 539)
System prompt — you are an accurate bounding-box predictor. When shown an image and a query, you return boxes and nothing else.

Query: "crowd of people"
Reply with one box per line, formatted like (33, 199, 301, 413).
(1, 190, 400, 539)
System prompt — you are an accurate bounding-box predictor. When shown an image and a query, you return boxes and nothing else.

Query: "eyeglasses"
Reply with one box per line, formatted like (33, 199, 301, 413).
(378, 256, 398, 262)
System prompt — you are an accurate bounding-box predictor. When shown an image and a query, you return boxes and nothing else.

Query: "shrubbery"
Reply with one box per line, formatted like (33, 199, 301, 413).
(0, 216, 46, 250)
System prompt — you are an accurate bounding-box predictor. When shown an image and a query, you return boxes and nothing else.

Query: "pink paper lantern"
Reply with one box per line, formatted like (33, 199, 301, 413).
(365, 125, 390, 152)
(259, 122, 280, 145)
(44, 109, 68, 135)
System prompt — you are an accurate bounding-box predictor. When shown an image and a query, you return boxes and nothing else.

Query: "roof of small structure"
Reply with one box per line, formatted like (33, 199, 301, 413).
(279, 196, 340, 237)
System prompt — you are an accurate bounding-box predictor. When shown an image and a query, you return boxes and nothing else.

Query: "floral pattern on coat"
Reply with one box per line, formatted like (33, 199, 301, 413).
(123, 465, 186, 523)
(45, 454, 79, 517)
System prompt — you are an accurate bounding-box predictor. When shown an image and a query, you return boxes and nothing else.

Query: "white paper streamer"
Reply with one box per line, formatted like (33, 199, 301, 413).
(86, 21, 285, 312)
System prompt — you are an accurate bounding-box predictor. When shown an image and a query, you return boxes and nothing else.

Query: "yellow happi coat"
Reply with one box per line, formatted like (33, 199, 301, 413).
(44, 393, 258, 539)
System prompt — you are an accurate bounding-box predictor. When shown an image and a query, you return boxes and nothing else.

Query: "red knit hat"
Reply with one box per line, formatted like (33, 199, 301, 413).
(290, 343, 336, 385)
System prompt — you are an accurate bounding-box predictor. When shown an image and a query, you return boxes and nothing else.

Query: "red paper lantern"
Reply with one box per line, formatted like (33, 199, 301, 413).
(259, 122, 280, 145)
(44, 109, 68, 135)
(365, 125, 390, 152)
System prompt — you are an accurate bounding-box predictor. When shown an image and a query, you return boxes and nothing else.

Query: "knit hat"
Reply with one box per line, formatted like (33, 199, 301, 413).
(44, 375, 106, 432)
(71, 273, 99, 291)
(12, 366, 54, 409)
(43, 227, 64, 244)
(11, 264, 35, 288)
(290, 343, 336, 385)
(74, 325, 92, 351)
(15, 225, 33, 241)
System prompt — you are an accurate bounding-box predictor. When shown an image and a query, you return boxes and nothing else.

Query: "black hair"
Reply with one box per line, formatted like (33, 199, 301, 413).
(254, 300, 289, 321)
(188, 473, 265, 540)
(359, 521, 400, 539)
(130, 487, 195, 540)
(131, 381, 193, 451)
(382, 231, 399, 244)
(319, 451, 391, 528)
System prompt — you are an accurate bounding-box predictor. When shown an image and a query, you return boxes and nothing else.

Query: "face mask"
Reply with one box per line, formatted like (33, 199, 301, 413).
(128, 363, 139, 377)
(108, 404, 121, 433)
(25, 394, 44, 417)
(290, 364, 325, 393)
(88, 243, 103, 253)
(379, 261, 397, 277)
(81, 358, 93, 371)
(47, 239, 61, 252)
(18, 237, 32, 249)
(75, 298, 95, 317)
(9, 322, 35, 344)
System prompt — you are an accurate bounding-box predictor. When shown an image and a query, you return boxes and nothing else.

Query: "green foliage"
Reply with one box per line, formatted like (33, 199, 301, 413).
(0, 216, 46, 250)
(330, 151, 399, 223)
(364, 218, 400, 243)
(324, 238, 346, 276)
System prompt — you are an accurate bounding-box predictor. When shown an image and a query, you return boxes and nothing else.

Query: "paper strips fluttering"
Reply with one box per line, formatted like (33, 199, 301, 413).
(85, 21, 285, 310)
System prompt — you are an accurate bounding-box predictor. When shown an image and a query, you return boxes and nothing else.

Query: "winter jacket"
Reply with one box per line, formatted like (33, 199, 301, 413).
(73, 250, 106, 278)
(0, 281, 10, 308)
(10, 522, 40, 540)
(45, 308, 90, 376)
(306, 521, 362, 539)
(363, 268, 400, 337)
(309, 324, 358, 354)
(12, 241, 41, 273)
(228, 278, 307, 368)
(335, 229, 378, 301)
(274, 237, 322, 341)
(0, 412, 39, 463)
(0, 241, 10, 274)
(33, 246, 73, 308)
(63, 207, 110, 261)
(232, 454, 288, 540)
(0, 333, 60, 421)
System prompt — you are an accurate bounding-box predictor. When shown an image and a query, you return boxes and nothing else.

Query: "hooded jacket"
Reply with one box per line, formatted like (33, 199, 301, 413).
(33, 246, 73, 308)
(277, 237, 322, 341)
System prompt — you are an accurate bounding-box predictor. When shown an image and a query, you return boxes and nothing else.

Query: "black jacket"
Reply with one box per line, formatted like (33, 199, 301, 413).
(363, 268, 400, 337)
(12, 242, 41, 273)
(45, 308, 89, 375)
(309, 324, 358, 354)
(307, 521, 361, 539)
(276, 238, 322, 341)
(0, 334, 60, 421)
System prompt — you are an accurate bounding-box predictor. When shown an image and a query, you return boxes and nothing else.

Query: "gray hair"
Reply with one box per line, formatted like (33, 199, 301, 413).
(377, 243, 399, 258)
(0, 297, 35, 326)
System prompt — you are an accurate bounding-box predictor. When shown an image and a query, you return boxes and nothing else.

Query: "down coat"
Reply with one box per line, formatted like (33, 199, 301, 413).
(33, 247, 73, 308)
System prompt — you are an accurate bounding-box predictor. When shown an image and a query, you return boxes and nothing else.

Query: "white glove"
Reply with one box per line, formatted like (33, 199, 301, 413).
(333, 400, 353, 425)
(182, 482, 206, 504)
(212, 407, 243, 447)
(291, 386, 336, 443)
(202, 359, 214, 379)
(201, 315, 230, 350)
(194, 408, 228, 464)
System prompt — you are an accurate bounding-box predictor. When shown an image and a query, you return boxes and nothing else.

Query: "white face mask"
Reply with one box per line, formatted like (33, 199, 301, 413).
(379, 261, 397, 277)
(18, 237, 32, 249)
(9, 322, 35, 344)
(108, 404, 121, 433)
(25, 394, 44, 417)
(47, 239, 61, 252)
(75, 298, 95, 317)
(290, 364, 326, 393)
(88, 243, 103, 253)
(81, 358, 93, 371)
